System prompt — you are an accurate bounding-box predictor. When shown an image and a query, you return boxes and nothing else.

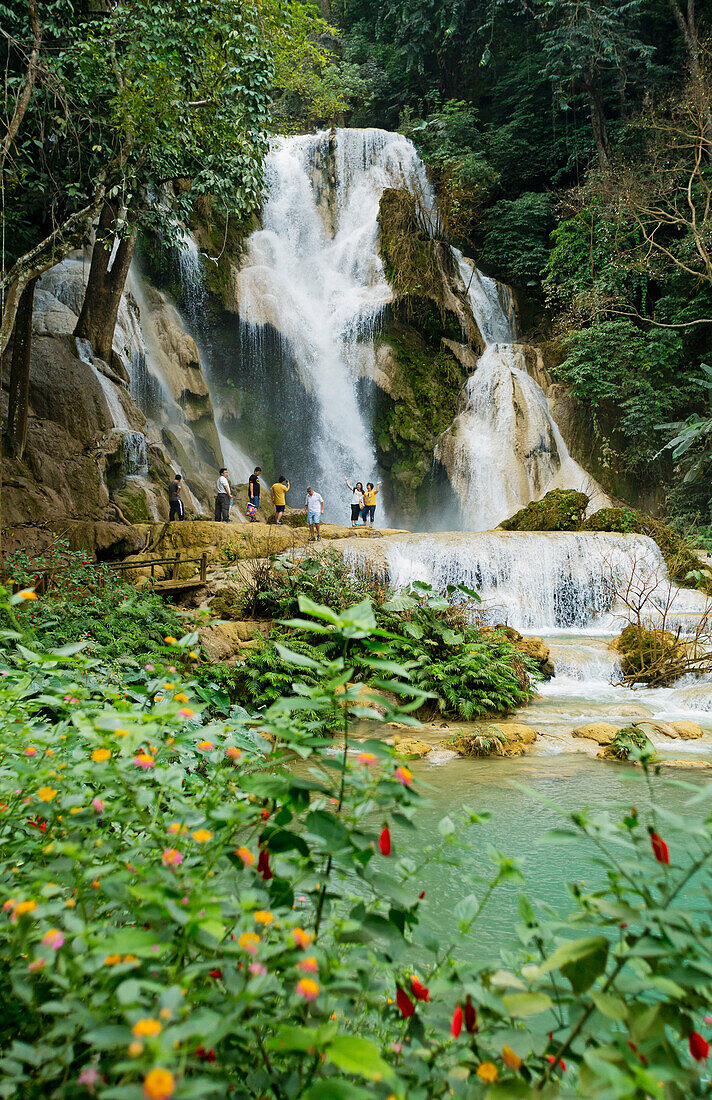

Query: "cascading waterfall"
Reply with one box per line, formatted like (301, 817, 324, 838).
(346, 531, 709, 633)
(234, 129, 434, 513)
(435, 252, 597, 529)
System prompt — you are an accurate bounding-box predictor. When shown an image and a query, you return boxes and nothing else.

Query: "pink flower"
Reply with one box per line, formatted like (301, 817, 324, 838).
(28, 957, 45, 972)
(42, 928, 65, 950)
(144, 664, 155, 672)
(358, 752, 376, 764)
(249, 962, 267, 976)
(77, 1065, 101, 1093)
(24, 747, 37, 757)
(297, 956, 318, 973)
(296, 978, 319, 1001)
(394, 766, 413, 787)
(178, 708, 195, 719)
(91, 798, 104, 814)
(134, 753, 155, 770)
(162, 848, 183, 867)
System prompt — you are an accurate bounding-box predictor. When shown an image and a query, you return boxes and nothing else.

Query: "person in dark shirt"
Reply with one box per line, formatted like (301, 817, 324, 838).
(168, 474, 184, 521)
(248, 467, 261, 522)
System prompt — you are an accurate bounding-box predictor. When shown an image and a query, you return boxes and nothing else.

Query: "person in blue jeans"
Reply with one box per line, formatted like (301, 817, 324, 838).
(248, 466, 261, 522)
(361, 480, 381, 527)
(303, 486, 325, 541)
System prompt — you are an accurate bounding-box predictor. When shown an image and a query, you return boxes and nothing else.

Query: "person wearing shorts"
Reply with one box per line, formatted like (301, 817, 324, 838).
(248, 466, 261, 521)
(271, 476, 289, 523)
(361, 480, 381, 527)
(344, 476, 364, 527)
(304, 486, 325, 541)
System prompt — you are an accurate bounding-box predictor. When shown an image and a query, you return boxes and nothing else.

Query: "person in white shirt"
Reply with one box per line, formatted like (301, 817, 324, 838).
(344, 476, 364, 527)
(215, 467, 232, 522)
(303, 486, 325, 541)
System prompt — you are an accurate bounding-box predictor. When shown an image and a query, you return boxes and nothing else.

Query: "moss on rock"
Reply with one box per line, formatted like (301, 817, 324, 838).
(500, 489, 589, 532)
(612, 623, 687, 685)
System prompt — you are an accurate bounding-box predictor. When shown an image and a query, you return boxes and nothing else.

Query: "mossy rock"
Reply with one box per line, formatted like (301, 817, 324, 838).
(598, 724, 656, 762)
(113, 482, 155, 524)
(267, 510, 307, 528)
(613, 623, 686, 685)
(500, 489, 589, 532)
(209, 587, 244, 621)
(581, 507, 707, 591)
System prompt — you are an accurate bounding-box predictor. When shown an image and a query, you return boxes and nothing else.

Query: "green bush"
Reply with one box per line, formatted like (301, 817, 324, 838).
(606, 724, 656, 761)
(1, 587, 712, 1098)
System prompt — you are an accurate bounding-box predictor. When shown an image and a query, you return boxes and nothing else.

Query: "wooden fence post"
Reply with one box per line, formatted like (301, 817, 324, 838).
(200, 552, 207, 584)
(171, 553, 181, 581)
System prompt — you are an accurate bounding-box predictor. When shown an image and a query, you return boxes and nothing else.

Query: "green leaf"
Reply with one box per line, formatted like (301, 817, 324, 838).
(325, 1036, 394, 1081)
(501, 992, 553, 1017)
(274, 644, 322, 669)
(302, 1081, 373, 1100)
(591, 992, 628, 1021)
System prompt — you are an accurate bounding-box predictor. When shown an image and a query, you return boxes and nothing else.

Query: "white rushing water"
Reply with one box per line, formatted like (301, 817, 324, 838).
(435, 253, 599, 528)
(235, 129, 436, 512)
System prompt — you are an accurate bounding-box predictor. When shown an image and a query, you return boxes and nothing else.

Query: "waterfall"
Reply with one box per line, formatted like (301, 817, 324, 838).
(435, 252, 597, 529)
(345, 531, 709, 633)
(177, 230, 207, 330)
(234, 129, 433, 513)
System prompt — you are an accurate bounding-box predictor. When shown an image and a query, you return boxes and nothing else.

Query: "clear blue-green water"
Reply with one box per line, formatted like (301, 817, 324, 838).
(395, 752, 712, 961)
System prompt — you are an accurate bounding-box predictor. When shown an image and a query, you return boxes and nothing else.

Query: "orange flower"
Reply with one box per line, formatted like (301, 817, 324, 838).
(134, 753, 155, 770)
(162, 848, 183, 867)
(37, 787, 58, 802)
(91, 748, 111, 762)
(163, 636, 177, 645)
(254, 910, 273, 925)
(358, 752, 376, 764)
(178, 708, 195, 719)
(476, 1063, 498, 1084)
(235, 846, 255, 866)
(394, 766, 412, 786)
(174, 693, 189, 704)
(191, 829, 212, 843)
(238, 932, 260, 955)
(13, 899, 37, 919)
(225, 747, 241, 763)
(296, 978, 319, 1002)
(133, 1018, 162, 1038)
(502, 1045, 522, 1071)
(18, 590, 37, 600)
(24, 746, 38, 757)
(292, 927, 311, 948)
(104, 954, 122, 966)
(143, 1068, 175, 1099)
(197, 741, 214, 751)
(297, 956, 318, 973)
(167, 823, 185, 835)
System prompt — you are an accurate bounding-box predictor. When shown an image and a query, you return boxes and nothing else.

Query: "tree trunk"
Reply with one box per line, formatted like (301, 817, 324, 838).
(669, 0, 712, 146)
(73, 201, 137, 369)
(4, 276, 37, 460)
(588, 86, 611, 175)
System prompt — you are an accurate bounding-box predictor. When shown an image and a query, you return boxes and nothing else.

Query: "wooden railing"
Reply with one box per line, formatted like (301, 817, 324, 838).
(2, 551, 208, 595)
(109, 552, 208, 587)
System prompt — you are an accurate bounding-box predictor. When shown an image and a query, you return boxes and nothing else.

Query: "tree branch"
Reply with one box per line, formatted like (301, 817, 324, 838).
(0, 0, 41, 170)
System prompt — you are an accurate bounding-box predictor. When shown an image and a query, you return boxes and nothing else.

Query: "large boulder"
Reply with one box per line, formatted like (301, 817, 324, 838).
(446, 721, 538, 757)
(571, 722, 620, 745)
(500, 489, 589, 532)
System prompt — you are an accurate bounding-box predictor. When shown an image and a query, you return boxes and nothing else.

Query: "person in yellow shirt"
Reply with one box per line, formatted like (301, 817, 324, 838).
(271, 476, 290, 524)
(361, 480, 381, 527)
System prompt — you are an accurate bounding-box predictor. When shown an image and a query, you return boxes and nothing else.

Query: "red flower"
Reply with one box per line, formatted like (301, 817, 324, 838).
(208, 968, 223, 979)
(410, 977, 430, 1002)
(378, 826, 391, 856)
(396, 985, 415, 1018)
(418, 890, 425, 899)
(260, 808, 270, 821)
(690, 1032, 710, 1061)
(464, 997, 477, 1034)
(451, 1005, 463, 1038)
(196, 1047, 216, 1062)
(650, 831, 670, 865)
(257, 848, 273, 881)
(27, 817, 46, 832)
(546, 1055, 566, 1071)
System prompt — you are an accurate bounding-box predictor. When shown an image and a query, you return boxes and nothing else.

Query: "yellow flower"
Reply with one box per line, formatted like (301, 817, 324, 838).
(197, 741, 214, 751)
(296, 977, 319, 1001)
(164, 636, 177, 645)
(163, 683, 175, 690)
(115, 729, 130, 737)
(254, 910, 273, 925)
(65, 898, 76, 908)
(476, 1063, 499, 1084)
(174, 693, 188, 703)
(159, 1007, 172, 1020)
(104, 954, 122, 966)
(124, 954, 139, 964)
(91, 748, 111, 762)
(292, 927, 311, 948)
(70, 807, 83, 815)
(37, 787, 58, 802)
(143, 1068, 175, 1100)
(238, 932, 260, 955)
(191, 829, 213, 844)
(128, 1040, 143, 1057)
(189, 651, 198, 660)
(502, 1045, 522, 1071)
(18, 590, 37, 600)
(167, 823, 185, 835)
(14, 899, 37, 918)
(133, 1018, 162, 1038)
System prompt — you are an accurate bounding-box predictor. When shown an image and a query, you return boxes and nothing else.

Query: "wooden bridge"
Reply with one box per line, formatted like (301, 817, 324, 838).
(3, 551, 208, 598)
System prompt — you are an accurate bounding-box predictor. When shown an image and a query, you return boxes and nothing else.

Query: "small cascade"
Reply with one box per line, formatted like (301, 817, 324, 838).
(177, 230, 207, 330)
(76, 337, 148, 477)
(435, 252, 596, 528)
(349, 530, 709, 633)
(122, 431, 148, 476)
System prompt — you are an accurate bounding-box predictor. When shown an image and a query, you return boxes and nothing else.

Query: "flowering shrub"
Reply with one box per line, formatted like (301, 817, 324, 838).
(0, 588, 711, 1098)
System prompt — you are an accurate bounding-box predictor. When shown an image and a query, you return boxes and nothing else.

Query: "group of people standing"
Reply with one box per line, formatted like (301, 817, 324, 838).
(167, 466, 382, 534)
